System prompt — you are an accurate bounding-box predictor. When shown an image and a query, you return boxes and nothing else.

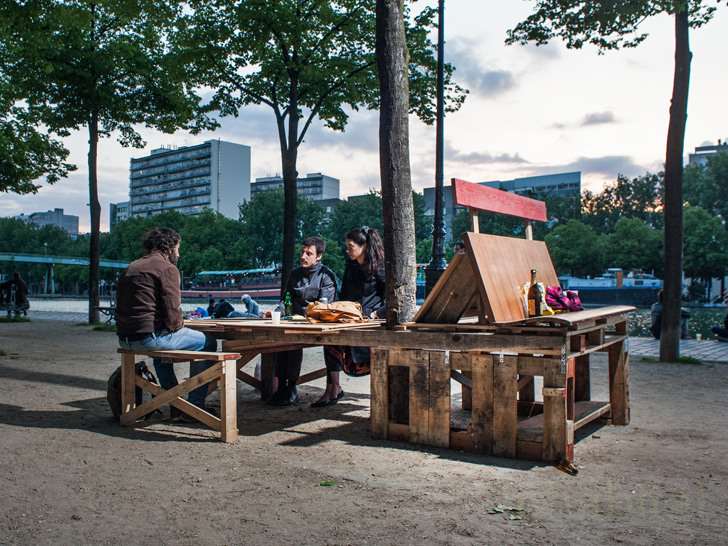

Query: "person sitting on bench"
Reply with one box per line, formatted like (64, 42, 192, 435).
(115, 227, 218, 422)
(650, 289, 691, 340)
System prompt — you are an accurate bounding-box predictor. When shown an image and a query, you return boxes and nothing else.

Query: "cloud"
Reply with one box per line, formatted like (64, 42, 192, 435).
(582, 111, 616, 126)
(447, 39, 518, 97)
(544, 155, 645, 177)
(448, 147, 529, 165)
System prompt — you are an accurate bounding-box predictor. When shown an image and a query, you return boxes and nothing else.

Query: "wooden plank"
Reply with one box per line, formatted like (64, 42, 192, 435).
(450, 430, 472, 451)
(117, 348, 239, 361)
(492, 355, 518, 458)
(470, 354, 494, 454)
(370, 349, 389, 439)
(451, 352, 472, 410)
(409, 351, 431, 445)
(573, 401, 611, 429)
(219, 328, 565, 354)
(574, 354, 590, 401)
(543, 365, 568, 462)
(297, 368, 327, 385)
(387, 422, 409, 443)
(520, 306, 636, 329)
(413, 253, 480, 324)
(120, 353, 136, 425)
(452, 178, 548, 222)
(516, 440, 544, 462)
(463, 232, 560, 325)
(220, 357, 238, 443)
(608, 341, 630, 425)
(429, 352, 451, 448)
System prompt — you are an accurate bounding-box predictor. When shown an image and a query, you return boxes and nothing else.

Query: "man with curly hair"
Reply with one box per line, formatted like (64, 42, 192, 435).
(116, 227, 218, 422)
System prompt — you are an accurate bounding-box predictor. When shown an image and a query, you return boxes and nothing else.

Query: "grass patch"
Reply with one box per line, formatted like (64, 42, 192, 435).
(75, 321, 116, 332)
(0, 316, 31, 323)
(640, 357, 658, 363)
(679, 355, 702, 365)
(0, 350, 7, 356)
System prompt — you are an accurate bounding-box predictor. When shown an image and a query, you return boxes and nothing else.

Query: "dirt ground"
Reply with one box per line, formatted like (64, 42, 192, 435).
(1, 320, 726, 546)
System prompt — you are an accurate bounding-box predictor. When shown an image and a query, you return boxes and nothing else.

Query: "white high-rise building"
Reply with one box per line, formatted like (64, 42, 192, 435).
(127, 140, 251, 219)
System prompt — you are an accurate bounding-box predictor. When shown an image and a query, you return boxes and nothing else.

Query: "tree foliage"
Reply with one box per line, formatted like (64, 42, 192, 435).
(582, 173, 664, 234)
(174, 0, 466, 297)
(682, 205, 728, 283)
(0, 0, 213, 321)
(544, 219, 603, 278)
(683, 152, 728, 222)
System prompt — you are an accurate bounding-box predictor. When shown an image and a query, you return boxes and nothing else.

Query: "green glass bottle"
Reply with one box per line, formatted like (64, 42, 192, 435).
(284, 292, 292, 317)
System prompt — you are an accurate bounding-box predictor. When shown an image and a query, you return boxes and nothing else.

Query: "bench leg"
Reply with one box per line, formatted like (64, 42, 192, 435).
(120, 353, 137, 426)
(220, 357, 238, 442)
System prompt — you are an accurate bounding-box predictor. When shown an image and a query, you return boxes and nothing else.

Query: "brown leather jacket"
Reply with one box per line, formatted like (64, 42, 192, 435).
(115, 250, 184, 335)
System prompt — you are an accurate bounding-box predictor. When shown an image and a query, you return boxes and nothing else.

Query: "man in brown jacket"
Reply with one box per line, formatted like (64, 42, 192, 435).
(116, 227, 217, 419)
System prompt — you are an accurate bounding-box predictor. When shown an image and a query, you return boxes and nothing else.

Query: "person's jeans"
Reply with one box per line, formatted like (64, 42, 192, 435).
(118, 327, 217, 408)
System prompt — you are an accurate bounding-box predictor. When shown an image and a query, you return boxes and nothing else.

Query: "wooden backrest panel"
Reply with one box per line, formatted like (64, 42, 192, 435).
(452, 178, 547, 223)
(464, 232, 559, 324)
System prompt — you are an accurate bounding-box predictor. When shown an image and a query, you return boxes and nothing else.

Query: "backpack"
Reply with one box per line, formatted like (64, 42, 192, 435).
(545, 286, 583, 312)
(107, 361, 158, 420)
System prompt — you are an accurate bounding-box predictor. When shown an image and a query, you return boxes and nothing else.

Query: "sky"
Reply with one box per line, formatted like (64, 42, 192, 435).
(2, 1, 727, 233)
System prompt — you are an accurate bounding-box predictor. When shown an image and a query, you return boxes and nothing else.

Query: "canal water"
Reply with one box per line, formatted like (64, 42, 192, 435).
(28, 298, 728, 340)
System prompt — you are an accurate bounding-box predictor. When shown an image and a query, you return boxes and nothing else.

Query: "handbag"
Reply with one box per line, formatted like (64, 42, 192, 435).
(305, 301, 368, 323)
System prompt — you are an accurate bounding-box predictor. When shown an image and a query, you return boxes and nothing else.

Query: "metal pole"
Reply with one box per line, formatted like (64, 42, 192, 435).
(425, 0, 447, 296)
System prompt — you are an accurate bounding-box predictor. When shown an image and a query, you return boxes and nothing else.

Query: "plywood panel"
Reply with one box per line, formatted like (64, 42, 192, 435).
(413, 253, 480, 324)
(463, 232, 560, 325)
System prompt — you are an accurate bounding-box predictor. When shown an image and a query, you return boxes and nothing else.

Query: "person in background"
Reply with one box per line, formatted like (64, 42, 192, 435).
(228, 294, 262, 318)
(266, 236, 338, 406)
(0, 272, 30, 316)
(212, 298, 235, 318)
(454, 241, 466, 255)
(650, 289, 691, 340)
(115, 228, 218, 422)
(711, 290, 728, 341)
(206, 298, 216, 317)
(314, 226, 385, 408)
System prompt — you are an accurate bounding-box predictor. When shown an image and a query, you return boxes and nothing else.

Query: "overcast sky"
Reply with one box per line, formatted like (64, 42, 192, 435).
(2, 1, 726, 233)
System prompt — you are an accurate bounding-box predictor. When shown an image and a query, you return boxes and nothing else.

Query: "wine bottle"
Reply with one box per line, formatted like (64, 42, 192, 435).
(528, 269, 542, 317)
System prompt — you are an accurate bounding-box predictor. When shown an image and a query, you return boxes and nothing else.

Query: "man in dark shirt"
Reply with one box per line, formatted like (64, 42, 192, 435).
(266, 236, 337, 406)
(116, 228, 218, 420)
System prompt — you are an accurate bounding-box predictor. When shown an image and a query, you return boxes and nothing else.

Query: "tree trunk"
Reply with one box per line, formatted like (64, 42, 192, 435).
(376, 0, 417, 328)
(279, 81, 300, 300)
(88, 109, 101, 324)
(660, 10, 691, 362)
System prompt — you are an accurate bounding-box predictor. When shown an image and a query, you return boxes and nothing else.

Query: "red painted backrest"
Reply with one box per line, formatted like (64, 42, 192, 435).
(451, 178, 547, 223)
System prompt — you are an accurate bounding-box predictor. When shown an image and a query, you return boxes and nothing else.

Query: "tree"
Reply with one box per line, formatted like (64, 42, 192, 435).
(377, 0, 417, 325)
(582, 173, 664, 234)
(175, 0, 466, 299)
(0, 94, 75, 194)
(1, 0, 213, 322)
(603, 217, 663, 275)
(544, 220, 603, 278)
(239, 190, 325, 269)
(507, 0, 722, 361)
(683, 152, 728, 222)
(682, 205, 728, 299)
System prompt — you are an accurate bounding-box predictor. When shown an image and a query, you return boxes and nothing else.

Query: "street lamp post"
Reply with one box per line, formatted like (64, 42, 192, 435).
(424, 0, 447, 296)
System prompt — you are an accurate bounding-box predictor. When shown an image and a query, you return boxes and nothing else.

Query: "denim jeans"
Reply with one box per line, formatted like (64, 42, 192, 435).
(118, 327, 217, 408)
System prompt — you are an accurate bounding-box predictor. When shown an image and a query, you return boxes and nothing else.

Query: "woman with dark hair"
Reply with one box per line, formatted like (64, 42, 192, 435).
(312, 226, 386, 407)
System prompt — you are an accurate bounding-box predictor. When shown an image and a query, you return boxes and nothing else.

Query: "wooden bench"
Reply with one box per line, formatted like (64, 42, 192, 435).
(117, 349, 240, 442)
(370, 179, 632, 462)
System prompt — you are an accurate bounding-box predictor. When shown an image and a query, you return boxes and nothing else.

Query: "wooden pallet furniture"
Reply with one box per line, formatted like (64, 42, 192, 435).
(117, 349, 240, 442)
(370, 179, 633, 462)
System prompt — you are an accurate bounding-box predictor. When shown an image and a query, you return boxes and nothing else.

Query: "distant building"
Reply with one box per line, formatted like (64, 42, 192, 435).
(688, 139, 728, 166)
(128, 140, 251, 220)
(109, 201, 130, 232)
(251, 173, 340, 201)
(14, 208, 79, 238)
(423, 172, 581, 241)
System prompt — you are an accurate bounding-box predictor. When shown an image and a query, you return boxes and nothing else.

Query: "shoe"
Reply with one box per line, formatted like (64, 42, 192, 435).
(311, 390, 345, 408)
(266, 388, 286, 405)
(272, 386, 299, 406)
